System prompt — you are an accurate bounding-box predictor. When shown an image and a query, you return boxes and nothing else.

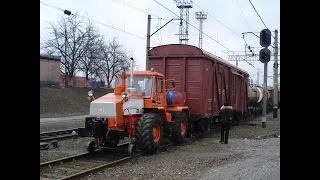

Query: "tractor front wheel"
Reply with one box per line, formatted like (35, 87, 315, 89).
(136, 113, 163, 154)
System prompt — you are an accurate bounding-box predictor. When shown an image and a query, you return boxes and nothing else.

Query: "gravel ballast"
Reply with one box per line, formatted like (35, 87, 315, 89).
(40, 118, 88, 163)
(81, 112, 280, 180)
(40, 119, 84, 133)
(40, 137, 94, 163)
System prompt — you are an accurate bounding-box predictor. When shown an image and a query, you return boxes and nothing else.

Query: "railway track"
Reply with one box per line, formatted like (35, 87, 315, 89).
(40, 128, 81, 142)
(40, 115, 260, 180)
(40, 128, 218, 180)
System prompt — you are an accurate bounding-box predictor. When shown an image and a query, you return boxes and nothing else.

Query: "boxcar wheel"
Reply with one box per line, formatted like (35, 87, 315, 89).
(136, 113, 163, 154)
(169, 112, 188, 144)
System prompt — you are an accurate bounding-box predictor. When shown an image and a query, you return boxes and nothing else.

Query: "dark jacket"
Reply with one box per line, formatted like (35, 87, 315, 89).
(219, 105, 233, 125)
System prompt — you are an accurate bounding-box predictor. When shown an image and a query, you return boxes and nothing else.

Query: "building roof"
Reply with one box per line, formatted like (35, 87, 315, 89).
(40, 54, 61, 62)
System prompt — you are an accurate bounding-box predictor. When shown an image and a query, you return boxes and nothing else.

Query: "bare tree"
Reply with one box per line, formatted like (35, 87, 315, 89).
(41, 14, 94, 86)
(95, 38, 133, 88)
(77, 21, 103, 86)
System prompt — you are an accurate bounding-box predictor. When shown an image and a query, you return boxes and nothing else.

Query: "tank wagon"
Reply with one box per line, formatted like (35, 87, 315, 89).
(247, 85, 269, 116)
(148, 44, 249, 125)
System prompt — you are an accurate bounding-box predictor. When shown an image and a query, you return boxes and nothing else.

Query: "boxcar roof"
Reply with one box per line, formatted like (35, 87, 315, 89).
(149, 44, 248, 75)
(124, 71, 165, 77)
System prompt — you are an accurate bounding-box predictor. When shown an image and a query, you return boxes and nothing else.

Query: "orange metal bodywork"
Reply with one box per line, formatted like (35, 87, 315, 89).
(93, 93, 143, 131)
(89, 68, 189, 136)
(116, 69, 186, 122)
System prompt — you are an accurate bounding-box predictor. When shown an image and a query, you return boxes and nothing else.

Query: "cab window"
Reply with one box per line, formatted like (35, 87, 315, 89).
(157, 78, 163, 93)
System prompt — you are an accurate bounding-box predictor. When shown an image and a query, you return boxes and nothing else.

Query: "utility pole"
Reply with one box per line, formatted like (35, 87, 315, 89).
(145, 15, 181, 70)
(146, 15, 151, 70)
(195, 11, 207, 49)
(273, 29, 279, 119)
(262, 63, 268, 127)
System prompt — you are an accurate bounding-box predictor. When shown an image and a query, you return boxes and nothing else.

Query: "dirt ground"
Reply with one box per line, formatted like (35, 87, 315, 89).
(81, 112, 280, 180)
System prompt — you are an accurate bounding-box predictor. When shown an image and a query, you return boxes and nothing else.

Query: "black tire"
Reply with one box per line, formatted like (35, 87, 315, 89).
(87, 141, 96, 153)
(136, 113, 163, 154)
(128, 144, 136, 156)
(169, 112, 188, 144)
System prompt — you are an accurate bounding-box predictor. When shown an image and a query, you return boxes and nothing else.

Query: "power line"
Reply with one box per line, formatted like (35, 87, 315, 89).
(111, 0, 201, 49)
(248, 0, 280, 45)
(248, 0, 268, 29)
(236, 0, 252, 32)
(152, 0, 256, 68)
(111, 0, 165, 20)
(193, 1, 242, 38)
(40, 1, 160, 45)
(111, 0, 183, 31)
(111, 0, 200, 46)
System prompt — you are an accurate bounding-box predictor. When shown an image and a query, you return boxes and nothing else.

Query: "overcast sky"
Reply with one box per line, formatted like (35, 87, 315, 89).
(40, 0, 280, 87)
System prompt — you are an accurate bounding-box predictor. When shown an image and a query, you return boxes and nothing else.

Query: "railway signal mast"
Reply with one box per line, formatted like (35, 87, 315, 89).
(259, 29, 271, 128)
(273, 30, 279, 119)
(174, 0, 193, 44)
(195, 11, 207, 49)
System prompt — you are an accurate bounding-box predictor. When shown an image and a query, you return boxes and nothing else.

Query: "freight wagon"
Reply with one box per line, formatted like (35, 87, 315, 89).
(148, 44, 249, 125)
(82, 44, 265, 155)
(268, 88, 280, 108)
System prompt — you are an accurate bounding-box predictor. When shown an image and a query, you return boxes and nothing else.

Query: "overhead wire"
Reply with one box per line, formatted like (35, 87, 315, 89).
(193, 1, 242, 38)
(108, 0, 217, 52)
(153, 0, 256, 68)
(236, 0, 252, 32)
(157, 18, 163, 45)
(111, 0, 166, 20)
(248, 0, 267, 30)
(40, 1, 160, 45)
(110, 0, 203, 49)
(248, 0, 280, 45)
(236, 0, 254, 49)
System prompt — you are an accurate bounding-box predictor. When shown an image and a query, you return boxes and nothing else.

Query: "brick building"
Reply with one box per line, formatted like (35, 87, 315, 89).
(40, 54, 61, 86)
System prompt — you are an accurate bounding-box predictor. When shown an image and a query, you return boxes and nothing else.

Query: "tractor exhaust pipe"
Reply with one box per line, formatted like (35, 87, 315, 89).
(126, 57, 137, 94)
(130, 57, 134, 88)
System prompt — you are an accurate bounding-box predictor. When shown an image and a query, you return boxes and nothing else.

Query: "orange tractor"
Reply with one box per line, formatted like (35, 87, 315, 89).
(85, 58, 190, 155)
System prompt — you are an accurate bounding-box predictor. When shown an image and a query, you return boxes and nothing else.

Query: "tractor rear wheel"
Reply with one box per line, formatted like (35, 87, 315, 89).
(169, 112, 188, 144)
(136, 113, 163, 154)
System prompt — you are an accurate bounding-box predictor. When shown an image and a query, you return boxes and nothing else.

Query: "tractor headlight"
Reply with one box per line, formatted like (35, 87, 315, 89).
(88, 90, 93, 97)
(121, 92, 127, 98)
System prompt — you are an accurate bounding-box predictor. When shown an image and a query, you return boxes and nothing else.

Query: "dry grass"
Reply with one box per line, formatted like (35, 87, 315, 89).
(40, 86, 113, 118)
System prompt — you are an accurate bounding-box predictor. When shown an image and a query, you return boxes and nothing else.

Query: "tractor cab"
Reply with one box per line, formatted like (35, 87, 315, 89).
(113, 67, 174, 109)
(114, 69, 161, 98)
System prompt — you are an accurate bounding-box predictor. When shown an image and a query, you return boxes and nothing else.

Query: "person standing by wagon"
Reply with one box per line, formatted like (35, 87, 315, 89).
(219, 102, 233, 144)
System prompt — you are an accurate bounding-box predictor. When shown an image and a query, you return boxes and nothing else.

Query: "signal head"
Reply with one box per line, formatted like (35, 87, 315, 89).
(259, 29, 271, 47)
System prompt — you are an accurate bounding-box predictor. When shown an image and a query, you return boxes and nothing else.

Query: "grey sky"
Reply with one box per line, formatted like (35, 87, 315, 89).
(40, 0, 280, 87)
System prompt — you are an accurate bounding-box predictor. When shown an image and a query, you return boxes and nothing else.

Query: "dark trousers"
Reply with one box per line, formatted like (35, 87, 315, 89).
(220, 123, 230, 143)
